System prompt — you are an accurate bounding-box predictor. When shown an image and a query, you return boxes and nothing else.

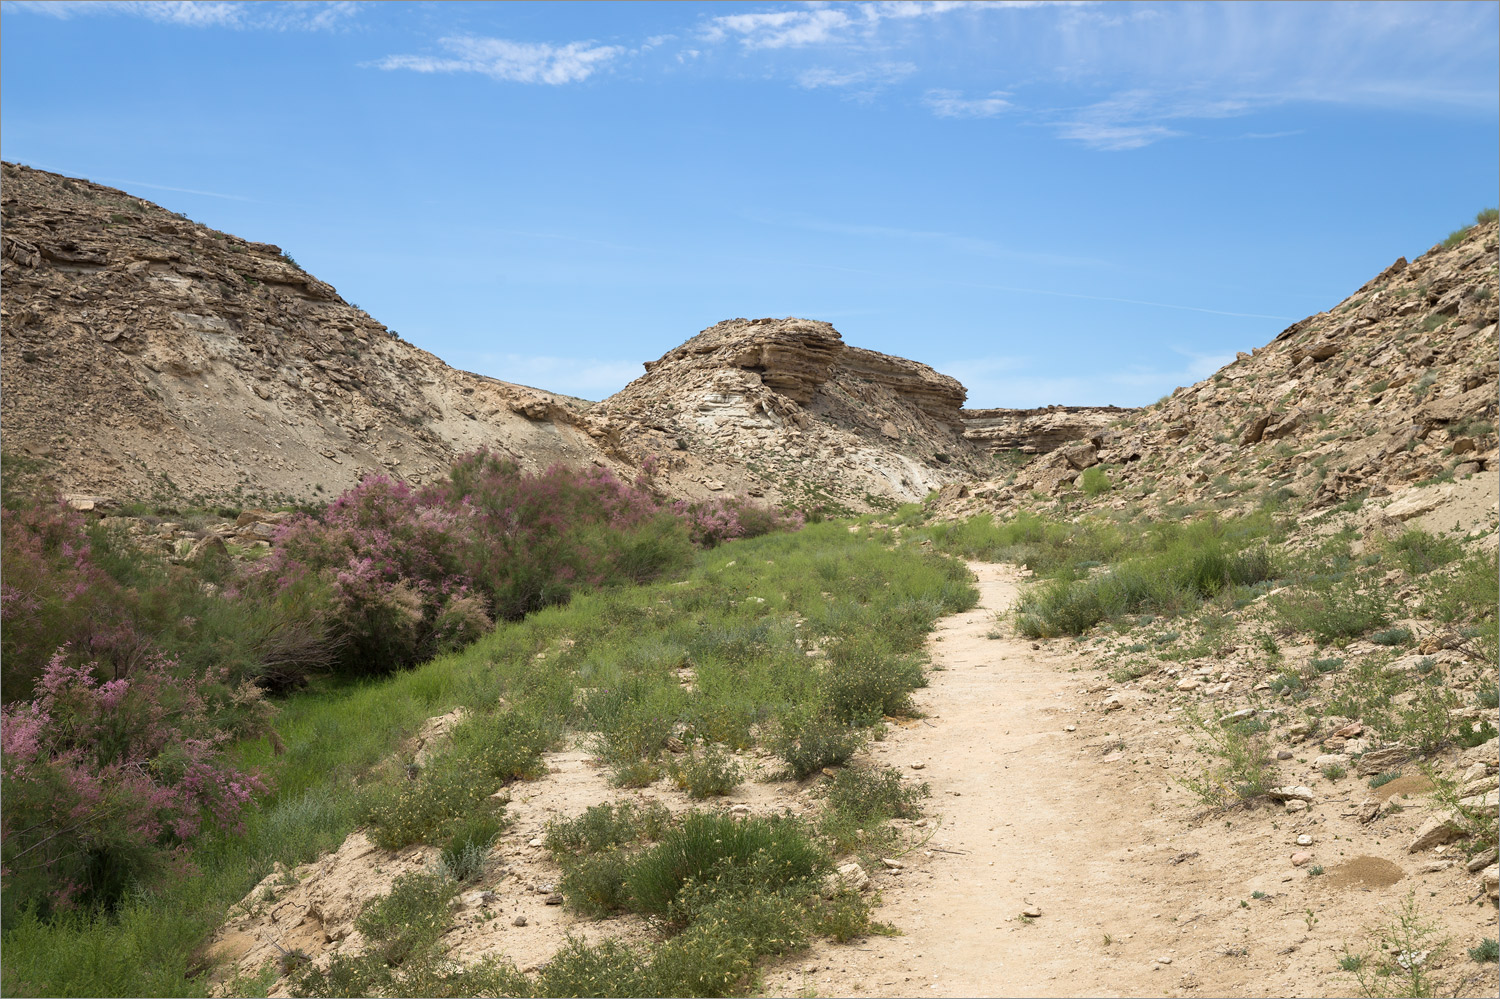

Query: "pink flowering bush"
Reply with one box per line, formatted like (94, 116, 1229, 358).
(0, 649, 270, 918)
(0, 500, 147, 702)
(672, 495, 806, 548)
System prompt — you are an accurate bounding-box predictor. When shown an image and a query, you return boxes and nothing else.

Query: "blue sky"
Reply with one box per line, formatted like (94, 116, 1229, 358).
(2, 1, 1496, 407)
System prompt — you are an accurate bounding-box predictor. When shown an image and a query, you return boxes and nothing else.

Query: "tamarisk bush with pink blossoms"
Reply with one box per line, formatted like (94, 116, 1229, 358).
(1, 649, 272, 919)
(258, 453, 800, 676)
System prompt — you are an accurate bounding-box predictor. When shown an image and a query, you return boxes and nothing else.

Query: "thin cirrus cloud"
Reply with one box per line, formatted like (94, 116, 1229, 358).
(922, 89, 1012, 119)
(701, 2, 1002, 51)
(372, 36, 623, 85)
(797, 62, 916, 92)
(946, 348, 1234, 409)
(4, 0, 357, 30)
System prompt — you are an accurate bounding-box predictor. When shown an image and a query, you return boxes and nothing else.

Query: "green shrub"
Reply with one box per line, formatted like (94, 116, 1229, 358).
(1385, 529, 1462, 576)
(772, 713, 866, 779)
(437, 813, 500, 883)
(1272, 584, 1389, 645)
(366, 710, 554, 848)
(1370, 627, 1412, 647)
(560, 848, 634, 917)
(1470, 938, 1499, 963)
(1080, 467, 1112, 496)
(670, 743, 743, 798)
(353, 871, 456, 967)
(623, 812, 828, 920)
(546, 801, 669, 859)
(820, 765, 929, 854)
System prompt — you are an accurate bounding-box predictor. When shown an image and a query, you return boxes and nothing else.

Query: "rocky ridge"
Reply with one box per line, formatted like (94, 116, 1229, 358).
(595, 316, 990, 513)
(1, 164, 987, 512)
(0, 162, 612, 506)
(944, 218, 1500, 518)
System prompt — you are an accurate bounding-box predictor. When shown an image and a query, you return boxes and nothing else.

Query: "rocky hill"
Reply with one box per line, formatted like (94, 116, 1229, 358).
(0, 162, 615, 507)
(0, 164, 985, 512)
(944, 217, 1499, 520)
(595, 317, 990, 514)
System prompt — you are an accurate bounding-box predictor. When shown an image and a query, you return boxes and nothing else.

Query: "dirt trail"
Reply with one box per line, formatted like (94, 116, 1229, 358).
(764, 561, 1498, 999)
(761, 562, 1197, 997)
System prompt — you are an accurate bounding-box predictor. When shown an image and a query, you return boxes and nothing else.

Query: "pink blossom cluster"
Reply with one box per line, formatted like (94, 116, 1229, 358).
(1, 648, 267, 914)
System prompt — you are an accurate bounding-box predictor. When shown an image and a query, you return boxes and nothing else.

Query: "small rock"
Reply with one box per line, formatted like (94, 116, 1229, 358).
(1021, 905, 1042, 918)
(825, 861, 870, 896)
(1102, 695, 1124, 712)
(1296, 835, 1314, 847)
(1420, 860, 1454, 873)
(1156, 956, 1173, 965)
(1268, 786, 1316, 803)
(1290, 852, 1314, 867)
(528, 838, 543, 848)
(1285, 800, 1309, 813)
(1480, 865, 1499, 900)
(910, 762, 926, 770)
(881, 858, 905, 870)
(1467, 854, 1492, 873)
(513, 915, 528, 927)
(1064, 724, 1077, 732)
(544, 893, 563, 906)
(1277, 750, 1294, 761)
(1407, 814, 1465, 853)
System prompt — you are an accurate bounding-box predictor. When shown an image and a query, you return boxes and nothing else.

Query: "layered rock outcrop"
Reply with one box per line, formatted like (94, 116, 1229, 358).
(1, 166, 996, 513)
(962, 405, 1135, 454)
(596, 317, 988, 512)
(0, 162, 616, 505)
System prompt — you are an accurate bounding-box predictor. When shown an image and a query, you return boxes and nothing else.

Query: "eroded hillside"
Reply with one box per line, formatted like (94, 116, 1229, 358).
(945, 218, 1499, 518)
(1, 164, 990, 513)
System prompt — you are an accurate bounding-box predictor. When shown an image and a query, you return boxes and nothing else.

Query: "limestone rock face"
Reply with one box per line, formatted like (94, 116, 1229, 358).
(0, 162, 613, 505)
(962, 405, 1134, 454)
(596, 317, 988, 511)
(1, 164, 995, 513)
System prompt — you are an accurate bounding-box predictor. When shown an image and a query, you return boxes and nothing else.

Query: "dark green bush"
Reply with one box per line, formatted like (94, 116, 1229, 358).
(772, 713, 866, 779)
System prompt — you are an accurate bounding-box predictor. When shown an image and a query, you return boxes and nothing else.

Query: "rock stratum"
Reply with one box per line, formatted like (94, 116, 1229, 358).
(0, 164, 987, 512)
(597, 317, 990, 512)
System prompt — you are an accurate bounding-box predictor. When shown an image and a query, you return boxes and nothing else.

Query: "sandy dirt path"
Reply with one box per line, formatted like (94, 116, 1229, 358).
(761, 562, 1202, 997)
(765, 561, 1367, 999)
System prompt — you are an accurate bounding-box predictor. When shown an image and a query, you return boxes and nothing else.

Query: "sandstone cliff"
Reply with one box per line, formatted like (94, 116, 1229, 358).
(962, 405, 1135, 454)
(595, 317, 989, 513)
(0, 162, 619, 506)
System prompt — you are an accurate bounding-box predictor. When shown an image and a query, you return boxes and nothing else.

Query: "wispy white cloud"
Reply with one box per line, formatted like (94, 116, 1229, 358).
(703, 7, 857, 50)
(947, 347, 1232, 409)
(4, 0, 357, 30)
(468, 353, 643, 400)
(373, 36, 623, 85)
(798, 61, 916, 95)
(923, 89, 1011, 118)
(701, 1, 1012, 51)
(97, 176, 255, 202)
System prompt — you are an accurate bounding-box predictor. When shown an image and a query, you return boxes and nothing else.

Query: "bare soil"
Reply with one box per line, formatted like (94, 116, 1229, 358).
(760, 563, 1498, 999)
